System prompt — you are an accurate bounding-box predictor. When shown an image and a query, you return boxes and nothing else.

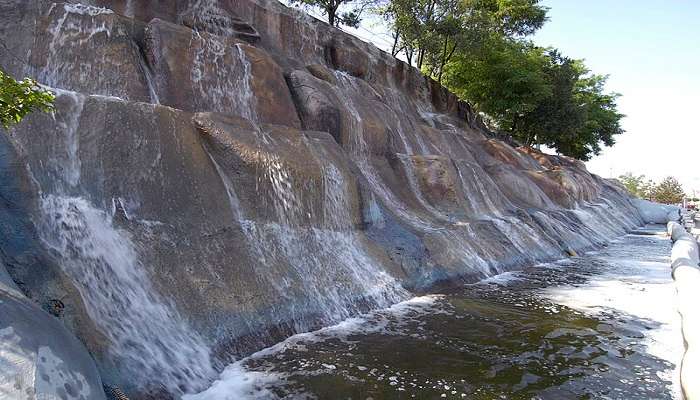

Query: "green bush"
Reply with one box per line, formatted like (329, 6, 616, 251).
(0, 69, 55, 130)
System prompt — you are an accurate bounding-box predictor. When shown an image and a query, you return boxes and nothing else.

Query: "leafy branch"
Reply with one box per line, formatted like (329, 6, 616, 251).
(0, 69, 55, 130)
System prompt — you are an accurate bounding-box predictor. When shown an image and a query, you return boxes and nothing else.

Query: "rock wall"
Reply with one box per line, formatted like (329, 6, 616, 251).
(0, 0, 645, 398)
(0, 262, 105, 400)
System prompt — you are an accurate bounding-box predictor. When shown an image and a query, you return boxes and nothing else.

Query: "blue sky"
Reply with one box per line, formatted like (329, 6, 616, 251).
(533, 0, 700, 194)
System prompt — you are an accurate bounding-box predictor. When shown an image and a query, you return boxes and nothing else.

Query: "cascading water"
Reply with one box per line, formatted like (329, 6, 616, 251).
(124, 0, 135, 18)
(330, 69, 626, 279)
(331, 71, 437, 231)
(333, 74, 493, 281)
(190, 33, 257, 121)
(137, 55, 161, 105)
(33, 92, 215, 395)
(201, 122, 408, 331)
(180, 0, 257, 38)
(37, 4, 115, 93)
(0, 2, 656, 399)
(38, 195, 215, 394)
(452, 160, 510, 217)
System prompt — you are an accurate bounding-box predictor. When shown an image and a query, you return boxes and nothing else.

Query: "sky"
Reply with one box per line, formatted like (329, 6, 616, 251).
(532, 0, 700, 195)
(288, 1, 700, 194)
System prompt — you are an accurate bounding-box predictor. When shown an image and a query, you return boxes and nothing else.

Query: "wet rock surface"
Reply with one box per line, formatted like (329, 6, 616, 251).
(0, 261, 106, 400)
(0, 0, 653, 397)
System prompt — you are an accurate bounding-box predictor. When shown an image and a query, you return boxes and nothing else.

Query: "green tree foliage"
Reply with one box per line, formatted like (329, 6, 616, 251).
(381, 0, 625, 160)
(618, 174, 686, 204)
(289, 0, 377, 27)
(382, 0, 546, 81)
(513, 53, 625, 160)
(442, 36, 550, 133)
(650, 176, 685, 205)
(0, 69, 55, 130)
(617, 173, 654, 199)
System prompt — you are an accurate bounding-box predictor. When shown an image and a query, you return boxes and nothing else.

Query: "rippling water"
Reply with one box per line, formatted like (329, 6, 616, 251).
(188, 228, 682, 400)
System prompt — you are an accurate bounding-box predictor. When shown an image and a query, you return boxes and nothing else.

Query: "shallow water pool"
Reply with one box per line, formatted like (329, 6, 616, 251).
(188, 231, 682, 400)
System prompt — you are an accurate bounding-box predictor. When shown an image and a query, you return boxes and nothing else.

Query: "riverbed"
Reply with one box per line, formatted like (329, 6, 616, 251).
(187, 227, 682, 399)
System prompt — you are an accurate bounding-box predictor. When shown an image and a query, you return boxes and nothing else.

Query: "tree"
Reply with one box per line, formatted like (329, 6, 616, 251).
(617, 173, 654, 199)
(442, 36, 551, 131)
(289, 0, 377, 27)
(382, 0, 547, 82)
(442, 43, 624, 160)
(650, 176, 685, 205)
(515, 53, 625, 160)
(0, 69, 55, 130)
(380, 0, 624, 160)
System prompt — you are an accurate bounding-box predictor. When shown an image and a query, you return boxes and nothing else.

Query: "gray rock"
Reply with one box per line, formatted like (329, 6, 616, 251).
(0, 264, 106, 400)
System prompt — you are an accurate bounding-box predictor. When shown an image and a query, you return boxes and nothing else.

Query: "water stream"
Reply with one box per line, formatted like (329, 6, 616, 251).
(186, 230, 682, 399)
(32, 91, 216, 395)
(190, 33, 257, 121)
(203, 126, 409, 332)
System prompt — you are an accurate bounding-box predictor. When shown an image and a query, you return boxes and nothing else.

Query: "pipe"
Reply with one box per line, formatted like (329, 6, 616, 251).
(668, 221, 700, 400)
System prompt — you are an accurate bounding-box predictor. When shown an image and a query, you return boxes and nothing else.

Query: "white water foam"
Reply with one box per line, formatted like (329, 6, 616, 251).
(39, 4, 113, 89)
(184, 295, 444, 400)
(541, 234, 683, 399)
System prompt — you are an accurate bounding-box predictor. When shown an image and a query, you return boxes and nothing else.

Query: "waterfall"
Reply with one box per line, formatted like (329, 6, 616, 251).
(203, 126, 408, 331)
(241, 152, 407, 327)
(124, 0, 135, 18)
(329, 70, 569, 277)
(331, 71, 435, 231)
(452, 160, 510, 218)
(38, 4, 114, 92)
(395, 154, 453, 222)
(190, 33, 257, 121)
(137, 54, 160, 105)
(45, 89, 85, 189)
(33, 92, 215, 395)
(38, 196, 215, 395)
(1, 1, 650, 398)
(181, 0, 243, 38)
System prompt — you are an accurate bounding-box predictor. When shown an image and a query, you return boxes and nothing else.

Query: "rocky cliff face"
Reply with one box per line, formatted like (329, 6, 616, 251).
(0, 0, 645, 398)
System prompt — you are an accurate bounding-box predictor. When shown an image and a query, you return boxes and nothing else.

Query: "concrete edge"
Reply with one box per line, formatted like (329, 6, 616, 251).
(668, 221, 700, 400)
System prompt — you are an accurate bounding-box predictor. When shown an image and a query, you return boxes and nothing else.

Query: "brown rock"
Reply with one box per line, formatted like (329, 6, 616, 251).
(327, 37, 369, 79)
(306, 64, 338, 84)
(287, 69, 343, 143)
(3, 2, 152, 101)
(145, 19, 300, 127)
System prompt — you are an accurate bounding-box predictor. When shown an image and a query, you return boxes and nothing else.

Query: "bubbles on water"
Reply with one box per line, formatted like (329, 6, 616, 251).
(191, 234, 679, 399)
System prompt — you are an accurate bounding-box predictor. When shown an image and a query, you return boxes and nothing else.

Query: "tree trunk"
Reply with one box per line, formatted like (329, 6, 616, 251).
(327, 0, 338, 26)
(438, 42, 457, 83)
(437, 37, 449, 83)
(391, 29, 400, 57)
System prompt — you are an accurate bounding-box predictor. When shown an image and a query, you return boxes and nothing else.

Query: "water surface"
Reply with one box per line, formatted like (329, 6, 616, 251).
(188, 230, 681, 400)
